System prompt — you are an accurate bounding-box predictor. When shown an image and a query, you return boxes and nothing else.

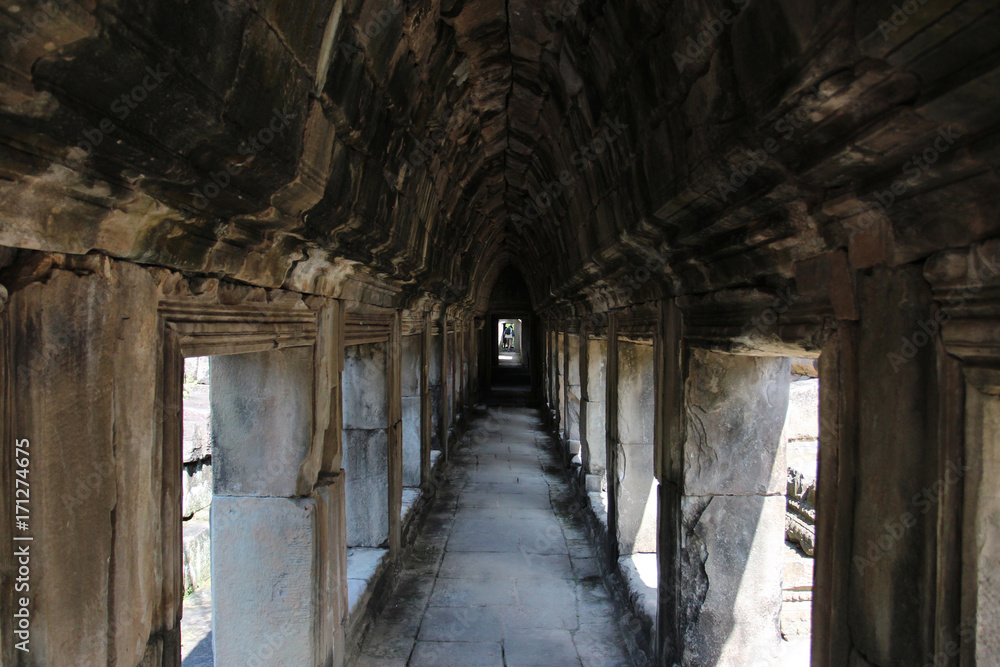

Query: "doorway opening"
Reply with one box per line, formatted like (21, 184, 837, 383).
(497, 318, 523, 365)
(779, 357, 820, 665)
(180, 356, 213, 666)
(177, 346, 316, 666)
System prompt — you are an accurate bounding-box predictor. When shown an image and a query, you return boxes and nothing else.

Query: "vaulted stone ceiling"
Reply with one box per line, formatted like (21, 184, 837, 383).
(1, 0, 998, 314)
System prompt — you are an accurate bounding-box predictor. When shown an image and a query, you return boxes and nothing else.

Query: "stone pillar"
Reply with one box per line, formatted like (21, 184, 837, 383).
(455, 322, 464, 416)
(810, 325, 857, 667)
(387, 312, 403, 556)
(429, 324, 443, 457)
(671, 348, 790, 666)
(837, 266, 944, 665)
(401, 334, 421, 488)
(440, 314, 450, 458)
(463, 324, 471, 408)
(654, 299, 684, 666)
(209, 346, 319, 665)
(211, 348, 313, 498)
(566, 330, 582, 463)
(545, 328, 554, 415)
(211, 496, 319, 665)
(615, 340, 656, 555)
(558, 331, 566, 438)
(420, 313, 433, 487)
(4, 263, 164, 665)
(314, 474, 349, 667)
(342, 342, 389, 548)
(604, 314, 620, 568)
(449, 325, 457, 422)
(581, 335, 607, 487)
(551, 328, 561, 427)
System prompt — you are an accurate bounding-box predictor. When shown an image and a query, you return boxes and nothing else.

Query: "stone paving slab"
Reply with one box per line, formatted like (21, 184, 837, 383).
(410, 641, 504, 666)
(429, 578, 519, 607)
(354, 407, 633, 666)
(504, 628, 582, 666)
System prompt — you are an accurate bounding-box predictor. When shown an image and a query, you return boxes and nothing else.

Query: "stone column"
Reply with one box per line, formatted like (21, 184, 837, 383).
(455, 322, 465, 416)
(401, 333, 422, 488)
(551, 328, 561, 426)
(671, 348, 790, 666)
(210, 347, 319, 666)
(387, 312, 403, 556)
(4, 264, 164, 665)
(615, 340, 656, 555)
(420, 312, 432, 487)
(341, 342, 390, 548)
(604, 314, 620, 568)
(566, 330, 582, 464)
(581, 335, 608, 489)
(440, 314, 450, 459)
(558, 330, 566, 439)
(314, 474, 348, 667)
(429, 323, 443, 458)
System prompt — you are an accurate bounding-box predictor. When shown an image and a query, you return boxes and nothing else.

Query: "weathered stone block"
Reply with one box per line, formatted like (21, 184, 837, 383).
(617, 341, 654, 446)
(402, 395, 422, 487)
(783, 377, 819, 443)
(343, 342, 388, 429)
(617, 443, 657, 554)
(680, 494, 784, 666)
(211, 347, 313, 497)
(566, 390, 581, 441)
(583, 399, 607, 475)
(182, 517, 211, 593)
(684, 350, 789, 497)
(343, 428, 390, 547)
(585, 339, 607, 399)
(211, 495, 317, 666)
(182, 460, 213, 518)
(567, 334, 581, 386)
(9, 263, 160, 665)
(182, 382, 213, 462)
(401, 334, 421, 396)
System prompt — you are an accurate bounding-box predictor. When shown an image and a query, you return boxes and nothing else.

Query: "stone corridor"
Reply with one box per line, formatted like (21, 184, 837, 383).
(353, 407, 632, 667)
(3, 0, 999, 663)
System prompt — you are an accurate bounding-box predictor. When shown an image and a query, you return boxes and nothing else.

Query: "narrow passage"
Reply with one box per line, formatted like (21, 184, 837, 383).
(354, 407, 633, 666)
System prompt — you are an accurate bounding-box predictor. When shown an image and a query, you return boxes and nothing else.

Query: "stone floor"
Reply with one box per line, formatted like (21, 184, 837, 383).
(181, 582, 213, 666)
(353, 406, 633, 667)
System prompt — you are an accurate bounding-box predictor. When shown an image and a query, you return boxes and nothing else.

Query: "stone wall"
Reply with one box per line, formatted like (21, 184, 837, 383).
(343, 343, 390, 548)
(0, 250, 477, 665)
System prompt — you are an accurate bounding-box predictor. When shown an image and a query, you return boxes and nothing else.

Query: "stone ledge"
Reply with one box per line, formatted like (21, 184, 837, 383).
(346, 547, 391, 617)
(401, 487, 421, 524)
(619, 553, 658, 628)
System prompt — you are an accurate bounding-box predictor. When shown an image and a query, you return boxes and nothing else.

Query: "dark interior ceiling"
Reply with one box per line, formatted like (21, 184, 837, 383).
(1, 0, 998, 315)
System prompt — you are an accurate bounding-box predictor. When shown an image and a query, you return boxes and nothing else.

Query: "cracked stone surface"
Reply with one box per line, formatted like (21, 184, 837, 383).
(353, 407, 633, 667)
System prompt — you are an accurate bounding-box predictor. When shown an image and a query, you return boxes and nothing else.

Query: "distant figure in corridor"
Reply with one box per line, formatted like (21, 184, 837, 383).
(502, 323, 515, 350)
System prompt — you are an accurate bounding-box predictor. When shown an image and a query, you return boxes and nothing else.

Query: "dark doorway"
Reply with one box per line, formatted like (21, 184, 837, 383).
(481, 264, 540, 403)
